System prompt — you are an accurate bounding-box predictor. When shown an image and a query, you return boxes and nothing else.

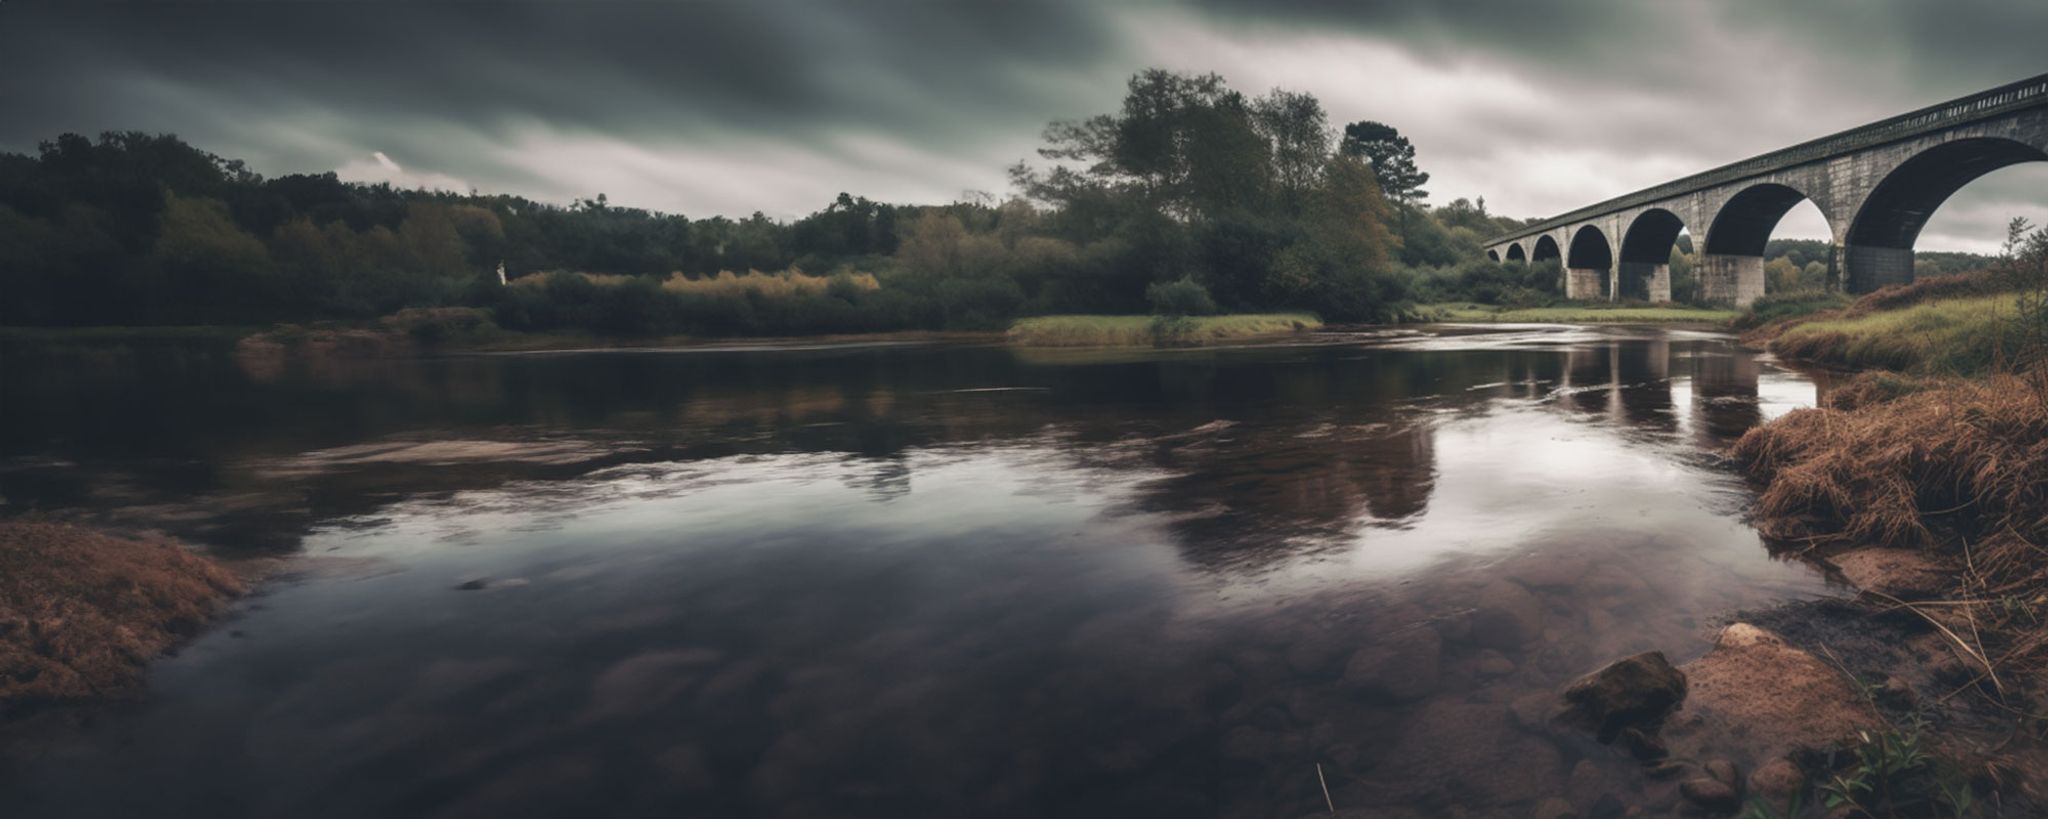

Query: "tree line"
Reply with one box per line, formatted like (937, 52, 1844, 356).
(1, 69, 1576, 336)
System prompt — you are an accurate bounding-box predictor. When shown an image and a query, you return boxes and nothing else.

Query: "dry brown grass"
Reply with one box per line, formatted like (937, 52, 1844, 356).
(1733, 370, 2048, 704)
(1, 521, 243, 711)
(1734, 371, 2048, 551)
(660, 269, 878, 299)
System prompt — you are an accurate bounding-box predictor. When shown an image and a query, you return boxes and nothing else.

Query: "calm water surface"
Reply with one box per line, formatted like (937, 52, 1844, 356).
(0, 325, 1839, 818)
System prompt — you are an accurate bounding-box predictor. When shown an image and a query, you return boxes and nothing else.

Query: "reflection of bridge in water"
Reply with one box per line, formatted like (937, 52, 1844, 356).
(1560, 338, 1767, 445)
(1137, 333, 1790, 570)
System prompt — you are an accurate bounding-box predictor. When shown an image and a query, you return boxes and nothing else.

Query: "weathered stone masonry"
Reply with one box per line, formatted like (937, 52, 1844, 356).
(1484, 75, 2048, 307)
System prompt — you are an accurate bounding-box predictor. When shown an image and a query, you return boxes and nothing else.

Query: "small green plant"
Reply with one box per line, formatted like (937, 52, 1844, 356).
(1822, 719, 1929, 811)
(1995, 217, 2048, 371)
(1145, 277, 1218, 317)
(1816, 714, 1979, 817)
(1736, 789, 1803, 819)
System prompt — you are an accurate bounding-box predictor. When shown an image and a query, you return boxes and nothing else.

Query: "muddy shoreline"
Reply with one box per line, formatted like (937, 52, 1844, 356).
(1550, 354, 2048, 814)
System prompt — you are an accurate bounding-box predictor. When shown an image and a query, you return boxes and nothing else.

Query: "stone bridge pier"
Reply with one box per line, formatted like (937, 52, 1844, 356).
(1482, 74, 2048, 307)
(1696, 255, 1764, 306)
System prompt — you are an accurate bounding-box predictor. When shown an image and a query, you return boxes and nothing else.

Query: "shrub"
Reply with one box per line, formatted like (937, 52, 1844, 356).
(935, 276, 1025, 330)
(1145, 277, 1218, 316)
(589, 276, 674, 336)
(661, 268, 878, 300)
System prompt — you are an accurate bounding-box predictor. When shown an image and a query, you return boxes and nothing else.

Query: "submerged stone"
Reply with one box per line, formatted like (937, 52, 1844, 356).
(1466, 580, 1546, 650)
(1341, 626, 1441, 701)
(1679, 776, 1741, 811)
(1561, 651, 1688, 741)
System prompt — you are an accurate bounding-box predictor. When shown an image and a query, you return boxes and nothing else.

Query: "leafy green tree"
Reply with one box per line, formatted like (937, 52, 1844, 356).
(151, 193, 273, 320)
(1669, 247, 1698, 303)
(1765, 257, 1802, 293)
(1292, 155, 1405, 320)
(1800, 261, 1829, 292)
(1146, 277, 1217, 316)
(1338, 121, 1430, 205)
(1251, 89, 1330, 215)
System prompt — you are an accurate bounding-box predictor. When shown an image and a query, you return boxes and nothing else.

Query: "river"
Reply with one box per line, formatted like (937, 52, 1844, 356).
(0, 325, 1842, 818)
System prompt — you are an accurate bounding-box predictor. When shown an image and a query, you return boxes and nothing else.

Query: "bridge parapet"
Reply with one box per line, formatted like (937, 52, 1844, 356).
(1488, 74, 2048, 246)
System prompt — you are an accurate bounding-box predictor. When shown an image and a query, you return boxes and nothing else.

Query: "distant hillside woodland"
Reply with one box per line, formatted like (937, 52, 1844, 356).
(0, 69, 1991, 336)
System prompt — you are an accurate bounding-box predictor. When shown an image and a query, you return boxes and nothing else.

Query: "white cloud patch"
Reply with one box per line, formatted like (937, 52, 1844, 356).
(336, 150, 473, 193)
(488, 125, 1020, 219)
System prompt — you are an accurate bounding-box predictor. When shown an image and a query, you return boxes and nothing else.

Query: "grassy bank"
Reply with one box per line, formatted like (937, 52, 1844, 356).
(232, 306, 1009, 359)
(0, 325, 259, 343)
(1007, 313, 1321, 347)
(1769, 293, 2019, 373)
(1725, 263, 2048, 808)
(1739, 270, 2025, 374)
(1, 521, 243, 712)
(1419, 302, 1738, 324)
(1727, 292, 1852, 331)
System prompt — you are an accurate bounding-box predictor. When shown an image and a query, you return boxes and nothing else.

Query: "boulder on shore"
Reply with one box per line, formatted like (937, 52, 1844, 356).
(1825, 547, 1952, 600)
(1663, 623, 1880, 766)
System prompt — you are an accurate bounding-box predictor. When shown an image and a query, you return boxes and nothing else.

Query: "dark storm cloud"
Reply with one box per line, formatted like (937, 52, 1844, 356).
(0, 1, 1129, 211)
(1193, 0, 2048, 93)
(2, 1, 1115, 132)
(1, 0, 2042, 247)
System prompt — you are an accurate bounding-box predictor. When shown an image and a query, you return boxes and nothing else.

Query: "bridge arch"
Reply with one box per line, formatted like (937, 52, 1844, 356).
(1566, 225, 1613, 300)
(1532, 235, 1561, 263)
(1704, 183, 1824, 257)
(1845, 136, 2048, 292)
(1505, 243, 1527, 264)
(1618, 209, 1684, 302)
(1697, 182, 1829, 305)
(1487, 249, 1501, 262)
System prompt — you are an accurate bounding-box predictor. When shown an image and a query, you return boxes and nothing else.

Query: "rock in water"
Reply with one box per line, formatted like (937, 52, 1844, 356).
(1748, 757, 1805, 804)
(1342, 625, 1442, 701)
(1530, 796, 1576, 819)
(1561, 651, 1688, 741)
(1467, 580, 1546, 649)
(1679, 776, 1741, 811)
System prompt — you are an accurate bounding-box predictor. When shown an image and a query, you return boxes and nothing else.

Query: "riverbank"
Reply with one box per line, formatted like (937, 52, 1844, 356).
(0, 521, 243, 716)
(1005, 313, 1321, 347)
(1565, 275, 2048, 815)
(1419, 302, 1740, 324)
(7, 301, 1739, 358)
(8, 310, 1320, 358)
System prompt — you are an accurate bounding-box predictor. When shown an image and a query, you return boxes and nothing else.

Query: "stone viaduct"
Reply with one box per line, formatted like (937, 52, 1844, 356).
(1484, 74, 2048, 307)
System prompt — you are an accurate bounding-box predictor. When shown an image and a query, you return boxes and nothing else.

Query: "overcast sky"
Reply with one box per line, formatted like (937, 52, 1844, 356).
(3, 1, 2044, 251)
